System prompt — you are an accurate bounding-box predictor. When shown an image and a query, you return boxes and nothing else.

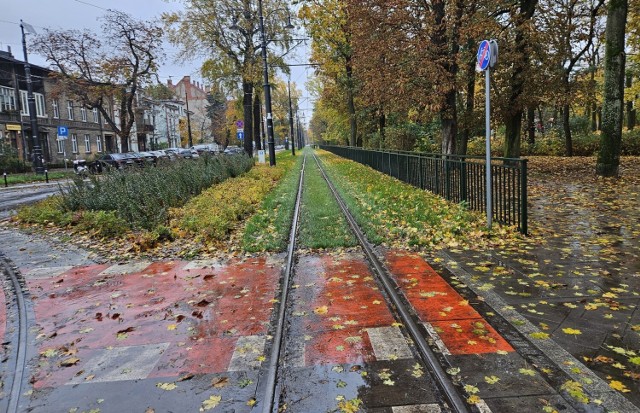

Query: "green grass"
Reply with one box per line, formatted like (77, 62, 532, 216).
(316, 149, 482, 249)
(2, 170, 73, 186)
(298, 150, 357, 249)
(242, 152, 303, 252)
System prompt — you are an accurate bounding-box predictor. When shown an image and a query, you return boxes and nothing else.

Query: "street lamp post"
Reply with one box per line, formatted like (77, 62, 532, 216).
(288, 80, 295, 156)
(257, 0, 277, 166)
(20, 20, 44, 174)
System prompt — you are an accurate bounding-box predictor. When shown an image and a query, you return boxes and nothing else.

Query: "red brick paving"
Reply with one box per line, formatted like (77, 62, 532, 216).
(386, 251, 513, 355)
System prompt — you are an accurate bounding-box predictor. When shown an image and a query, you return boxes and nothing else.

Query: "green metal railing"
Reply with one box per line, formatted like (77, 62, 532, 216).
(320, 145, 528, 234)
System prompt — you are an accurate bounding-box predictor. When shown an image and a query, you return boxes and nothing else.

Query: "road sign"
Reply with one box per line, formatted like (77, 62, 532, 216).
(477, 40, 491, 71)
(236, 120, 244, 128)
(237, 130, 244, 140)
(57, 126, 68, 140)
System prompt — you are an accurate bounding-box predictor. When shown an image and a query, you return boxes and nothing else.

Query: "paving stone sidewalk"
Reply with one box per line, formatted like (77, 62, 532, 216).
(442, 158, 640, 410)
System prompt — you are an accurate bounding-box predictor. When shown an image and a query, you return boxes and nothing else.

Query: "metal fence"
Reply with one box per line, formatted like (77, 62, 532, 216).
(320, 145, 528, 234)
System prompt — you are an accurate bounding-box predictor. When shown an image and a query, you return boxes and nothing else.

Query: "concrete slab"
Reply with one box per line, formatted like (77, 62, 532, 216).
(366, 326, 414, 360)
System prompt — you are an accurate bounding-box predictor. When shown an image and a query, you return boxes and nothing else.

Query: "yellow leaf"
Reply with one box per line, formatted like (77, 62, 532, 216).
(314, 306, 328, 315)
(167, 324, 177, 331)
(247, 398, 257, 407)
(201, 395, 222, 410)
(609, 380, 631, 392)
(562, 328, 582, 336)
(484, 375, 500, 384)
(467, 395, 482, 405)
(156, 382, 177, 391)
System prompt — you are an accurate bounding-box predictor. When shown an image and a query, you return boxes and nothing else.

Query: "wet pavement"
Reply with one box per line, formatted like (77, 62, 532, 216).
(1, 157, 639, 412)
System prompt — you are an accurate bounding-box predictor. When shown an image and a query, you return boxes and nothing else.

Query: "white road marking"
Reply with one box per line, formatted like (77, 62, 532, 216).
(98, 261, 151, 276)
(24, 266, 73, 279)
(366, 326, 413, 360)
(228, 335, 267, 371)
(422, 322, 451, 356)
(67, 343, 169, 384)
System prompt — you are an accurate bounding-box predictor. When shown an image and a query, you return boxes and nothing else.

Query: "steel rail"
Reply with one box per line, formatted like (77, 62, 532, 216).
(312, 152, 471, 413)
(261, 154, 306, 413)
(1, 257, 29, 413)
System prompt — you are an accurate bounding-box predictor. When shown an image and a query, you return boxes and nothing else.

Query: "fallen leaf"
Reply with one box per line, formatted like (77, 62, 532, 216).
(201, 395, 222, 410)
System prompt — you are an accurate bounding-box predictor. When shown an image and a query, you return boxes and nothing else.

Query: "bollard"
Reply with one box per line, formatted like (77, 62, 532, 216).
(3, 171, 7, 188)
(45, 169, 49, 183)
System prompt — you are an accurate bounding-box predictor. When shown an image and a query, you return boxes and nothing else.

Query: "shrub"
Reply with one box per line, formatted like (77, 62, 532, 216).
(58, 154, 254, 230)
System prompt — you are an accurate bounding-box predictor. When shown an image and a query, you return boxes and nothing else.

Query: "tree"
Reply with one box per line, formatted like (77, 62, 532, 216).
(597, 0, 628, 176)
(206, 84, 228, 146)
(146, 83, 176, 100)
(164, 0, 294, 157)
(300, 0, 358, 146)
(33, 11, 164, 153)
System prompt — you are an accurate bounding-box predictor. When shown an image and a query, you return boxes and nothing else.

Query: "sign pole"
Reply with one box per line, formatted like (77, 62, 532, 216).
(477, 39, 497, 231)
(485, 67, 492, 229)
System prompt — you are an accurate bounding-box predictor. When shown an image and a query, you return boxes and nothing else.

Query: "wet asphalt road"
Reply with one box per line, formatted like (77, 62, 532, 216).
(0, 182, 66, 219)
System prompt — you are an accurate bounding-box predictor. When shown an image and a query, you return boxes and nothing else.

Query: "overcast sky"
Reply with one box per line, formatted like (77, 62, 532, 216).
(0, 0, 314, 123)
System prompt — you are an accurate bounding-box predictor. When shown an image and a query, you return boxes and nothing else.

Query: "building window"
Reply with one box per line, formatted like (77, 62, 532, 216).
(52, 100, 59, 118)
(0, 86, 16, 111)
(96, 135, 103, 152)
(35, 93, 46, 118)
(80, 107, 87, 122)
(56, 138, 64, 154)
(20, 91, 28, 115)
(67, 100, 74, 120)
(71, 134, 78, 153)
(92, 108, 99, 123)
(84, 134, 91, 152)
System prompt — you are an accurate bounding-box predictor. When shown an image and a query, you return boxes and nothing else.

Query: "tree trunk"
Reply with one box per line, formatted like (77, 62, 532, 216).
(597, 0, 627, 177)
(626, 74, 635, 130)
(591, 103, 598, 131)
(458, 52, 476, 155)
(253, 93, 262, 150)
(527, 106, 535, 146)
(563, 104, 573, 156)
(505, 111, 522, 158)
(379, 107, 385, 149)
(345, 57, 357, 147)
(504, 0, 538, 159)
(119, 97, 130, 153)
(242, 80, 254, 156)
(441, 90, 457, 155)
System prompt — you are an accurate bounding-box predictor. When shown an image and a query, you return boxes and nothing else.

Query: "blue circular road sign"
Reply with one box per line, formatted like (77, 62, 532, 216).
(477, 40, 491, 71)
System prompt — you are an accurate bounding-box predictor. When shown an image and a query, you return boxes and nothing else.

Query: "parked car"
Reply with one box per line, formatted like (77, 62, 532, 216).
(176, 148, 200, 159)
(191, 143, 219, 155)
(96, 153, 137, 170)
(149, 150, 176, 162)
(223, 146, 245, 155)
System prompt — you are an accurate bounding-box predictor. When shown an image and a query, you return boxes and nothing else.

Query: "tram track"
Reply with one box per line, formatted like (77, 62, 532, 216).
(0, 256, 31, 413)
(260, 150, 474, 413)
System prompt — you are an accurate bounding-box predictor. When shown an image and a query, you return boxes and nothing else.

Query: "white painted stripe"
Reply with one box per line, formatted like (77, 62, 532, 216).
(366, 326, 413, 360)
(228, 335, 267, 371)
(99, 261, 151, 276)
(476, 399, 493, 413)
(392, 404, 442, 413)
(182, 260, 224, 270)
(67, 343, 169, 384)
(422, 322, 451, 356)
(24, 265, 73, 279)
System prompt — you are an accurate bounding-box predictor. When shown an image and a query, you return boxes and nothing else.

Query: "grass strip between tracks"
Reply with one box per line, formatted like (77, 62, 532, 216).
(298, 149, 357, 249)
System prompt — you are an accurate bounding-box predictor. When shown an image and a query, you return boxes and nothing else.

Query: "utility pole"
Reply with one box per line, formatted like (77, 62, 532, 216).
(185, 91, 193, 147)
(258, 0, 276, 166)
(288, 80, 295, 156)
(20, 20, 44, 174)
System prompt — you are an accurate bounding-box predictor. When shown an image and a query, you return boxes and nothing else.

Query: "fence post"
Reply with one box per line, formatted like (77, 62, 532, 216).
(520, 159, 528, 235)
(445, 156, 451, 200)
(460, 159, 467, 203)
